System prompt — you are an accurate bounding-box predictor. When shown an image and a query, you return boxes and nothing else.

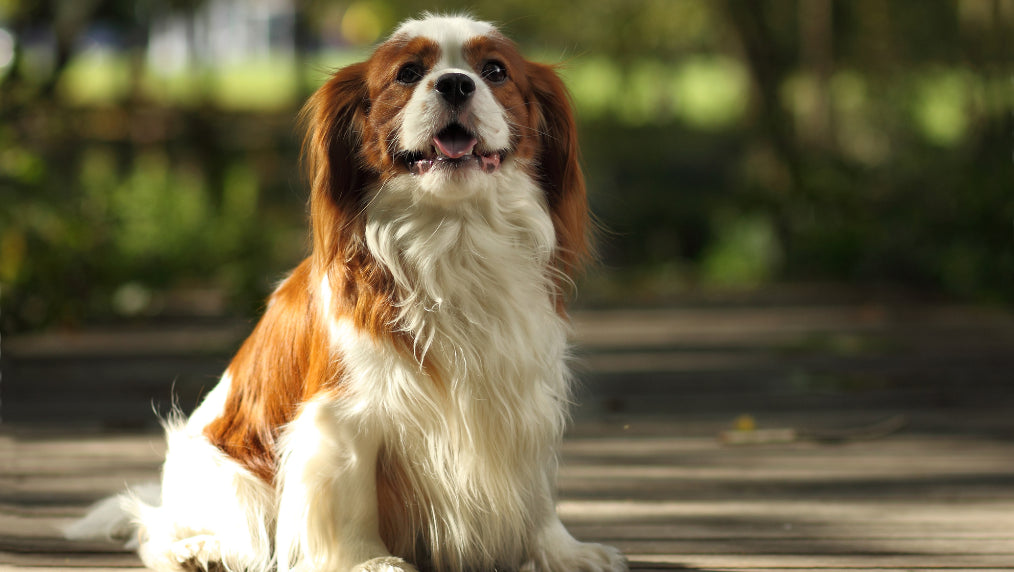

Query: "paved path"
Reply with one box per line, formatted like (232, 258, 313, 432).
(3, 301, 1014, 570)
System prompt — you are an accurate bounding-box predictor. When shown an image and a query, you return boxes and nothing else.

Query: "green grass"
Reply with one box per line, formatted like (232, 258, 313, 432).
(42, 48, 988, 149)
(55, 49, 371, 110)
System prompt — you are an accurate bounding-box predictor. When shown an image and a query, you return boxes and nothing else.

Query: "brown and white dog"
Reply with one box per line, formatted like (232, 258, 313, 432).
(68, 14, 626, 572)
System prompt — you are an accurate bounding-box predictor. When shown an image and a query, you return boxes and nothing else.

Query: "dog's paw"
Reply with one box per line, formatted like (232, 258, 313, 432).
(525, 541, 627, 572)
(168, 534, 225, 571)
(353, 556, 419, 572)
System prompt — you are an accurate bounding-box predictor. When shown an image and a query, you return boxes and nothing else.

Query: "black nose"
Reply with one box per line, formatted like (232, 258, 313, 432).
(435, 73, 475, 108)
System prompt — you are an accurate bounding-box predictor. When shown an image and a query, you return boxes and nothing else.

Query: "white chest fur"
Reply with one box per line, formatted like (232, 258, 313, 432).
(321, 167, 572, 568)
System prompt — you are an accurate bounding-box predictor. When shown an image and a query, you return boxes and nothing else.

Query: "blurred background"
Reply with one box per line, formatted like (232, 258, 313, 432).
(2, 0, 1012, 333)
(2, 1, 1014, 432)
(4, 8, 1014, 567)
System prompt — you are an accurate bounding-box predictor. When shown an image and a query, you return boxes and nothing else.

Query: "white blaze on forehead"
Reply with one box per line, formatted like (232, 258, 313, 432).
(392, 14, 497, 48)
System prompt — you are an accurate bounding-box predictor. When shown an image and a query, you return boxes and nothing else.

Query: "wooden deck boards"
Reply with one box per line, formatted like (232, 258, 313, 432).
(4, 427, 1014, 570)
(3, 302, 1014, 570)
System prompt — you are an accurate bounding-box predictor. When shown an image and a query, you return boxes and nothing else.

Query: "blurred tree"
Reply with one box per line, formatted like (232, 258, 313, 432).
(2, 0, 1012, 332)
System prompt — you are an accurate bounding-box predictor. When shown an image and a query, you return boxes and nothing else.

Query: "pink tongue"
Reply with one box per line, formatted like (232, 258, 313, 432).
(433, 133, 477, 159)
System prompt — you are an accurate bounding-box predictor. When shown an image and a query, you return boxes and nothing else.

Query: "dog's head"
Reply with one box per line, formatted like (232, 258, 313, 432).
(303, 14, 589, 280)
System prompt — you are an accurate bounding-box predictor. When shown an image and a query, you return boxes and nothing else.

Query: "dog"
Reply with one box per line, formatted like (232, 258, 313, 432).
(67, 14, 626, 572)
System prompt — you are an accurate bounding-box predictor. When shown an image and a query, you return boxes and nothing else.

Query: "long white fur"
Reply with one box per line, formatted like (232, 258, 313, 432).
(66, 15, 626, 572)
(275, 397, 391, 571)
(353, 165, 570, 571)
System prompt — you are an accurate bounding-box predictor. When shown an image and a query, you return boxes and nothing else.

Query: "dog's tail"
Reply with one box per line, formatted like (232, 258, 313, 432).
(63, 483, 160, 549)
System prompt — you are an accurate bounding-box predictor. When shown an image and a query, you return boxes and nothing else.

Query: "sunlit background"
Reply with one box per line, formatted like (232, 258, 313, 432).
(2, 0, 1012, 333)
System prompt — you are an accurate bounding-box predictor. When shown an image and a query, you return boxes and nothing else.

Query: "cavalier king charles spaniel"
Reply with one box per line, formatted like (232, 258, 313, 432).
(68, 14, 626, 572)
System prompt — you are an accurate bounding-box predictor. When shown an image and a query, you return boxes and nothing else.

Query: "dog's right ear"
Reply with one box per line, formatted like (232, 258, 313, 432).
(300, 63, 399, 336)
(301, 62, 371, 264)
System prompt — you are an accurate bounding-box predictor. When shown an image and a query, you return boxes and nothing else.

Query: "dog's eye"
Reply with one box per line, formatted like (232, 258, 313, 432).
(481, 61, 508, 84)
(397, 63, 424, 85)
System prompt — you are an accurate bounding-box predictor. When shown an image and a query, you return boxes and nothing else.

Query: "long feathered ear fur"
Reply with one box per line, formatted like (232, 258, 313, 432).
(527, 62, 592, 280)
(301, 62, 371, 270)
(300, 63, 399, 336)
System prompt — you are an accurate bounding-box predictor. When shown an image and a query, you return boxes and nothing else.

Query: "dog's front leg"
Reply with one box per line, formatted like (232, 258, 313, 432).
(526, 471, 628, 572)
(276, 398, 416, 572)
(526, 517, 627, 572)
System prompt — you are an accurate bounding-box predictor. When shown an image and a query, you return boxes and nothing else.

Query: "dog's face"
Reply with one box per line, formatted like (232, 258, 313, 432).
(360, 17, 538, 197)
(304, 15, 588, 275)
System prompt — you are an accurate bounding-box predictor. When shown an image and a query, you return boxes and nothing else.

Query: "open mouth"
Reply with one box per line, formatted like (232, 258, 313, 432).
(401, 123, 505, 175)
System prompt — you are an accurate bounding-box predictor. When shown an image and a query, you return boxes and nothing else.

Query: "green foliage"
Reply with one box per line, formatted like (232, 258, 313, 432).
(910, 68, 973, 146)
(0, 116, 303, 330)
(2, 0, 1012, 332)
(701, 212, 782, 288)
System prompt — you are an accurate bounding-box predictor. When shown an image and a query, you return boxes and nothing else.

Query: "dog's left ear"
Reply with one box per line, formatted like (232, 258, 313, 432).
(527, 62, 591, 278)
